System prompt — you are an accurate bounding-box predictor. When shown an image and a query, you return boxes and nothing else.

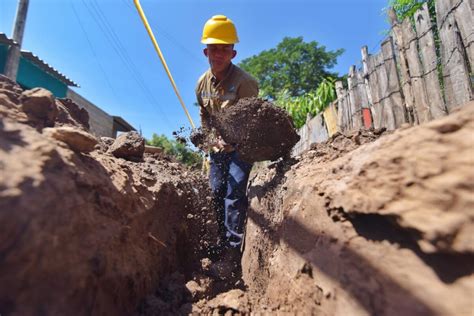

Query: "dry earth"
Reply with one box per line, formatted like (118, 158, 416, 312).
(1, 74, 473, 315)
(241, 103, 474, 315)
(0, 76, 217, 315)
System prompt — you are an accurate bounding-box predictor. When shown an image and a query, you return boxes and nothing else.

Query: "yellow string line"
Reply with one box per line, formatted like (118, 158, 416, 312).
(133, 0, 195, 129)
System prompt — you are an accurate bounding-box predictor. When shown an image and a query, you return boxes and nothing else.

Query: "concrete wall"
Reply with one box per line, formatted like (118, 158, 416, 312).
(292, 113, 329, 156)
(67, 88, 114, 137)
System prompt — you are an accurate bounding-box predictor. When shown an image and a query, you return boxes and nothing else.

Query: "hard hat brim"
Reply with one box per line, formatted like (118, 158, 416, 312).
(201, 37, 239, 45)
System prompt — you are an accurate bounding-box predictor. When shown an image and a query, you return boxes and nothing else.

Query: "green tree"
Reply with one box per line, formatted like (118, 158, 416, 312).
(238, 37, 344, 99)
(387, 0, 436, 22)
(147, 133, 202, 168)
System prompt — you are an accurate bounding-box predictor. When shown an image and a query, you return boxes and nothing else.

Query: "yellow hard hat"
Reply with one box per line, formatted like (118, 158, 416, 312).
(201, 15, 239, 44)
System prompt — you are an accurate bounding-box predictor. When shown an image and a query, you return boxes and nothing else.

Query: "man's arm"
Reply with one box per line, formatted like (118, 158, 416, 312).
(195, 81, 212, 131)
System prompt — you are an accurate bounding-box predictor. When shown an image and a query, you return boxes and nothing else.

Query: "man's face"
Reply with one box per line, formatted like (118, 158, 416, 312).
(204, 44, 236, 73)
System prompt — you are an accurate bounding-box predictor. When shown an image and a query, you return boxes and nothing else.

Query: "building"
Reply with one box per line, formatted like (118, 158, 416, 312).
(0, 33, 135, 137)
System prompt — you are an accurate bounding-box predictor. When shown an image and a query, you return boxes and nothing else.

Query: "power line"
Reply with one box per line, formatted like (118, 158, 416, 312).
(120, 0, 205, 66)
(90, 0, 175, 130)
(70, 1, 122, 110)
(80, 0, 174, 130)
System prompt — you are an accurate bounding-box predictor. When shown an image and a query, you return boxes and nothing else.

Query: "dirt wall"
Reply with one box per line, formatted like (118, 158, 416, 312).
(242, 103, 474, 315)
(0, 76, 215, 315)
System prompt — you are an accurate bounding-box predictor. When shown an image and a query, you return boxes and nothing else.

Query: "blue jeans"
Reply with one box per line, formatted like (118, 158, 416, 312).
(209, 151, 252, 248)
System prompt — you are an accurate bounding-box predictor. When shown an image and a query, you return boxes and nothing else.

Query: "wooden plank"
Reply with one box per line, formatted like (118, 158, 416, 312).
(355, 66, 371, 129)
(335, 81, 348, 131)
(373, 51, 396, 130)
(347, 65, 356, 130)
(436, 0, 473, 110)
(362, 108, 373, 129)
(356, 68, 370, 109)
(414, 3, 448, 119)
(348, 65, 363, 129)
(361, 46, 374, 107)
(323, 102, 338, 136)
(389, 8, 417, 124)
(308, 114, 329, 144)
(401, 18, 432, 123)
(452, 0, 474, 67)
(362, 46, 383, 129)
(381, 37, 407, 129)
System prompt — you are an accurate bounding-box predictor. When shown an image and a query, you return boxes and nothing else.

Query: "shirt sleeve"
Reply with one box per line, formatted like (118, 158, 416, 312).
(195, 81, 203, 107)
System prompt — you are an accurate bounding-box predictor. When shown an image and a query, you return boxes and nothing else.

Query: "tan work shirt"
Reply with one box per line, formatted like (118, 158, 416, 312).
(195, 63, 259, 152)
(196, 64, 258, 118)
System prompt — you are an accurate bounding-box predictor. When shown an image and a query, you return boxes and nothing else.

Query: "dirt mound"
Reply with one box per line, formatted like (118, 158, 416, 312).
(210, 97, 300, 163)
(242, 102, 474, 315)
(305, 127, 388, 163)
(0, 79, 218, 315)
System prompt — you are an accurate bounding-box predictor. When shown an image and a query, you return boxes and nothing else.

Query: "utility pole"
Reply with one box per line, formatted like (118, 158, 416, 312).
(4, 0, 30, 80)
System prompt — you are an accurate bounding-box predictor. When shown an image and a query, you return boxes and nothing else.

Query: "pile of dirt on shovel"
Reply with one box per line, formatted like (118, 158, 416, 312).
(209, 97, 300, 163)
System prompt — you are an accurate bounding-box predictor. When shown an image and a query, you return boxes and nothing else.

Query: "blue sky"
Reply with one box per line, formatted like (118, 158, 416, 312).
(1, 0, 389, 140)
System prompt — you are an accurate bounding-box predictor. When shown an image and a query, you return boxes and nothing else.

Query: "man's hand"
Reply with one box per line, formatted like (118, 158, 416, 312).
(214, 136, 234, 152)
(215, 136, 227, 149)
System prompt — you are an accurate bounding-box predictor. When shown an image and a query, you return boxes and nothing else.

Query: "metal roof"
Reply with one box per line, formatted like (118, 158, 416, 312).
(21, 51, 79, 87)
(0, 33, 18, 46)
(112, 116, 136, 132)
(0, 32, 79, 87)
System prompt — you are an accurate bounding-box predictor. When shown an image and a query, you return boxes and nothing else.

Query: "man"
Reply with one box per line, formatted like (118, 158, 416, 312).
(195, 15, 259, 278)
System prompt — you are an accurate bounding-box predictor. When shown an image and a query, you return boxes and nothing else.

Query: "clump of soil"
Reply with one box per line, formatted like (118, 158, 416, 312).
(209, 97, 300, 163)
(172, 127, 188, 145)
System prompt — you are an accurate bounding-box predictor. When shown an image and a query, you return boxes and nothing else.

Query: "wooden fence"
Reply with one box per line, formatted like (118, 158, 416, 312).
(293, 0, 473, 156)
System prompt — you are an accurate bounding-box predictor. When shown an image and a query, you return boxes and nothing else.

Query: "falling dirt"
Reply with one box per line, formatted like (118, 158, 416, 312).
(1, 74, 473, 315)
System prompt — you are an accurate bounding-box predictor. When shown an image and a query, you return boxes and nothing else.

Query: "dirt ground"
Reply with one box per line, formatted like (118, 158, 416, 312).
(1, 75, 473, 315)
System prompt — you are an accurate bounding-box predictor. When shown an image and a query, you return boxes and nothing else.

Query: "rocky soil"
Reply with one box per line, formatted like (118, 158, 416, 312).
(1, 74, 473, 315)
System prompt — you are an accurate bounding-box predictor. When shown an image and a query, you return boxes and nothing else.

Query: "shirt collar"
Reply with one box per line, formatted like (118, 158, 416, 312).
(210, 63, 234, 86)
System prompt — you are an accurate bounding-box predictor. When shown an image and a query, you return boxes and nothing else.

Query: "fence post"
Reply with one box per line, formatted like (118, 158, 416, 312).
(452, 0, 474, 68)
(403, 18, 432, 122)
(436, 0, 473, 110)
(348, 65, 363, 129)
(389, 8, 417, 124)
(414, 3, 448, 119)
(335, 81, 350, 132)
(362, 46, 384, 129)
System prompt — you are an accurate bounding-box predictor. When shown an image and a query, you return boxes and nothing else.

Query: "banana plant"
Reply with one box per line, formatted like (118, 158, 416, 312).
(275, 77, 336, 128)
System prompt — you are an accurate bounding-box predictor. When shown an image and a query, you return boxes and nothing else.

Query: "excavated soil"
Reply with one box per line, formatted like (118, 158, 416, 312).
(0, 76, 219, 315)
(209, 97, 300, 163)
(1, 74, 473, 315)
(240, 103, 474, 315)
